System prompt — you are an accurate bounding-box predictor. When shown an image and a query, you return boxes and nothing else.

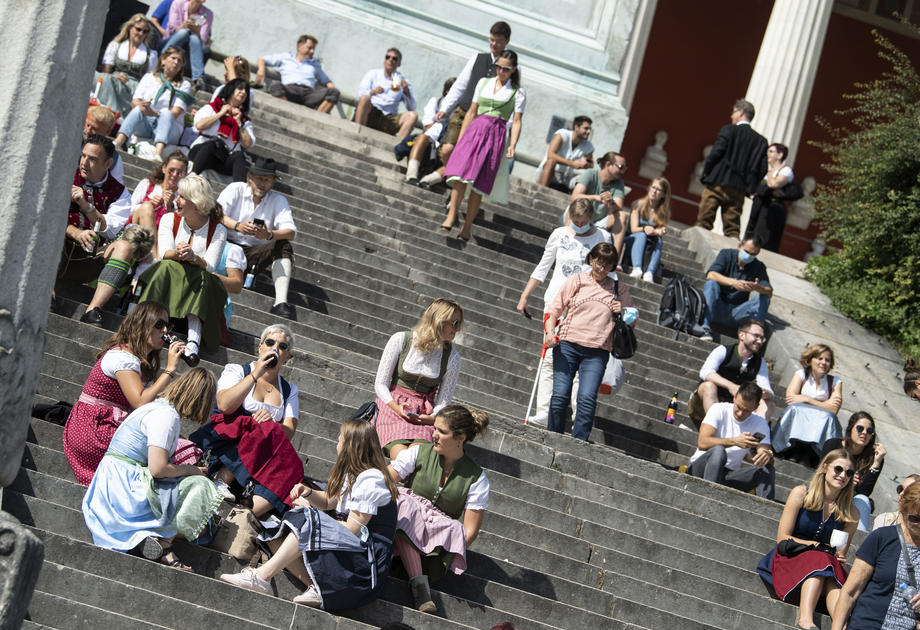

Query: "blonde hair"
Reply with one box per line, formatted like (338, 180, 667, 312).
(803, 448, 858, 523)
(159, 367, 217, 426)
(412, 298, 463, 354)
(113, 14, 150, 44)
(325, 419, 398, 502)
(568, 197, 593, 221)
(178, 174, 221, 220)
(635, 177, 671, 228)
(121, 224, 155, 261)
(86, 105, 116, 134)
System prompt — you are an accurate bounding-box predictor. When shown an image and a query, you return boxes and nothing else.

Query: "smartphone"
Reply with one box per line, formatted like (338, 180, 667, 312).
(752, 432, 765, 442)
(406, 411, 420, 421)
(522, 310, 532, 320)
(252, 218, 265, 228)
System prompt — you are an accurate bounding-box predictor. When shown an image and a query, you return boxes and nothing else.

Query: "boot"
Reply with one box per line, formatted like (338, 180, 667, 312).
(409, 575, 437, 613)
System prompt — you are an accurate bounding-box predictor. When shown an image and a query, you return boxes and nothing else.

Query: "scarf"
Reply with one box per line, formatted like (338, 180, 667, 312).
(207, 95, 248, 142)
(152, 72, 194, 110)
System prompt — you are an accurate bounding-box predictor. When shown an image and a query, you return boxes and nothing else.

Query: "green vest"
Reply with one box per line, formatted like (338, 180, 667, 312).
(406, 442, 482, 520)
(476, 78, 517, 122)
(388, 331, 452, 395)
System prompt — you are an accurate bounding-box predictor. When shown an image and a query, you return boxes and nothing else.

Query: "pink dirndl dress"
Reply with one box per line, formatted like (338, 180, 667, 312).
(396, 487, 468, 575)
(444, 114, 508, 196)
(374, 386, 437, 448)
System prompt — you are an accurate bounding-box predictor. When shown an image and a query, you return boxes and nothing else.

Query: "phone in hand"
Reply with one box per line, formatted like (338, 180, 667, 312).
(752, 432, 765, 443)
(252, 218, 265, 228)
(406, 411, 420, 421)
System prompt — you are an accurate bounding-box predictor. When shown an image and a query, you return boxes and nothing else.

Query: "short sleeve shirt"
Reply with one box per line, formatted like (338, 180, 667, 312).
(848, 526, 903, 629)
(688, 402, 771, 471)
(337, 469, 393, 515)
(576, 167, 625, 223)
(706, 248, 771, 306)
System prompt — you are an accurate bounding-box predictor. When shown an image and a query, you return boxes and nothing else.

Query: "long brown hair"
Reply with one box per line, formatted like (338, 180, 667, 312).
(326, 420, 398, 502)
(96, 301, 167, 382)
(439, 404, 489, 444)
(842, 411, 876, 475)
(803, 448, 858, 523)
(158, 367, 217, 426)
(633, 177, 671, 228)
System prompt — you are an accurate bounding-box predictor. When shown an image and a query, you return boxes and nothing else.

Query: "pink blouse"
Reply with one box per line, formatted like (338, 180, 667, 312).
(546, 271, 634, 352)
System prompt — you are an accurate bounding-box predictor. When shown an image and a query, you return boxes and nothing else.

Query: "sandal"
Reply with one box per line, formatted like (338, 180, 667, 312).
(456, 233, 470, 243)
(439, 223, 453, 233)
(160, 553, 194, 572)
(140, 537, 165, 561)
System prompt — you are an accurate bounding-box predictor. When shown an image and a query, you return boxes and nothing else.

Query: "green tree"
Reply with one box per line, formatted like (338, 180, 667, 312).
(806, 29, 920, 357)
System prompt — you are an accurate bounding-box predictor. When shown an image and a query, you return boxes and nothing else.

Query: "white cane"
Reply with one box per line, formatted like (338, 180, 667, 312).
(524, 314, 557, 424)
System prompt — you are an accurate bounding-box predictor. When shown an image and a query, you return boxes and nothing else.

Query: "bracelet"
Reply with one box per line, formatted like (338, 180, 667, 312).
(267, 231, 274, 241)
(306, 487, 313, 497)
(164, 370, 175, 378)
(234, 221, 241, 231)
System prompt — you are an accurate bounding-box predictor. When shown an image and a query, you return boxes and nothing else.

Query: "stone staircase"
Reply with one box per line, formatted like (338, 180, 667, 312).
(6, 80, 836, 629)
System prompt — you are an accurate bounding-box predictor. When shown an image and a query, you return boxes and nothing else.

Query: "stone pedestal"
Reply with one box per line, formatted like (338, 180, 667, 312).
(638, 129, 668, 180)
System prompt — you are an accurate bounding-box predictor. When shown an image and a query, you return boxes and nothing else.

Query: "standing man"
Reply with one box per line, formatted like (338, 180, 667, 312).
(537, 116, 594, 192)
(257, 35, 340, 114)
(355, 48, 418, 140)
(700, 236, 772, 340)
(218, 158, 298, 319)
(696, 98, 768, 238)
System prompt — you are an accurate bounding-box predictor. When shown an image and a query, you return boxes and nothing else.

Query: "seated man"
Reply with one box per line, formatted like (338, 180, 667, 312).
(700, 235, 772, 341)
(538, 116, 594, 192)
(218, 158, 297, 319)
(687, 381, 775, 499)
(160, 0, 213, 92)
(84, 105, 124, 184)
(59, 135, 153, 325)
(688, 318, 774, 422)
(405, 77, 456, 187)
(355, 47, 417, 141)
(569, 152, 628, 265)
(256, 35, 339, 115)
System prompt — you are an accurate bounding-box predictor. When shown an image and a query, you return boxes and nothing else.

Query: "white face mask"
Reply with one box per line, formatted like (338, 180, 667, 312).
(571, 221, 592, 235)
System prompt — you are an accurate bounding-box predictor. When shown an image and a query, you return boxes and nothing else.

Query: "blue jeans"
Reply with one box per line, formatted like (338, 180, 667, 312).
(162, 28, 210, 79)
(549, 341, 608, 441)
(624, 231, 662, 274)
(701, 279, 770, 331)
(853, 494, 872, 532)
(119, 107, 182, 146)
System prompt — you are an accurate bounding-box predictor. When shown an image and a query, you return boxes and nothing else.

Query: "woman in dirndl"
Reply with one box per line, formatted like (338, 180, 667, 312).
(757, 448, 859, 629)
(219, 419, 398, 611)
(82, 368, 223, 572)
(373, 298, 463, 458)
(387, 404, 490, 613)
(441, 50, 524, 242)
(137, 174, 227, 365)
(63, 300, 186, 485)
(93, 14, 159, 116)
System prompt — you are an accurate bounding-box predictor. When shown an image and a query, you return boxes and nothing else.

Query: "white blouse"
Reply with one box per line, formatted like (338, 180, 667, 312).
(132, 73, 193, 113)
(471, 77, 526, 113)
(190, 104, 256, 152)
(102, 40, 157, 73)
(530, 226, 612, 310)
(216, 362, 300, 422)
(374, 331, 461, 414)
(138, 401, 180, 453)
(391, 444, 490, 511)
(100, 348, 141, 378)
(795, 368, 841, 402)
(336, 469, 392, 515)
(156, 212, 227, 272)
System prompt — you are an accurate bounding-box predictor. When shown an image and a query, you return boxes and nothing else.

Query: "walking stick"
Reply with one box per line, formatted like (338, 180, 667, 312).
(524, 314, 557, 424)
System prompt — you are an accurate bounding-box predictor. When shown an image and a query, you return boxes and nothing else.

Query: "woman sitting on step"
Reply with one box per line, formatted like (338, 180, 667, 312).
(756, 448, 859, 630)
(771, 344, 843, 466)
(188, 77, 255, 183)
(220, 419, 398, 610)
(63, 301, 186, 486)
(190, 324, 302, 517)
(387, 404, 490, 613)
(136, 174, 228, 366)
(82, 367, 223, 572)
(128, 150, 189, 239)
(374, 298, 463, 458)
(93, 14, 158, 116)
(624, 177, 670, 282)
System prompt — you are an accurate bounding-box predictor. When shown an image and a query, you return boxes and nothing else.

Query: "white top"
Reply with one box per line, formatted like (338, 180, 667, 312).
(217, 183, 297, 247)
(336, 469, 392, 515)
(216, 362, 300, 421)
(100, 348, 141, 378)
(190, 104, 256, 152)
(130, 178, 163, 210)
(688, 402, 771, 471)
(86, 173, 133, 240)
(439, 51, 523, 117)
(374, 331, 461, 415)
(794, 368, 841, 401)
(471, 76, 525, 113)
(132, 73, 193, 113)
(699, 345, 773, 395)
(770, 165, 794, 183)
(139, 401, 180, 453)
(530, 226, 612, 310)
(391, 444, 490, 511)
(222, 242, 247, 271)
(102, 40, 158, 73)
(110, 153, 124, 185)
(156, 212, 227, 272)
(536, 128, 595, 184)
(357, 68, 416, 115)
(421, 96, 445, 143)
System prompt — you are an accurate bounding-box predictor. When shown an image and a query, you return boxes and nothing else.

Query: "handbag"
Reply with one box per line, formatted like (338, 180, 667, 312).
(201, 136, 231, 164)
(611, 280, 637, 359)
(210, 505, 262, 562)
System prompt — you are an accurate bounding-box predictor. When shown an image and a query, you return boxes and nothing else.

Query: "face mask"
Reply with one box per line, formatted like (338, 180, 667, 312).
(738, 250, 756, 264)
(571, 221, 592, 235)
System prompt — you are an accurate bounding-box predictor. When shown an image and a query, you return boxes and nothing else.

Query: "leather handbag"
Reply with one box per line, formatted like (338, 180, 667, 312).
(210, 505, 261, 562)
(611, 280, 637, 359)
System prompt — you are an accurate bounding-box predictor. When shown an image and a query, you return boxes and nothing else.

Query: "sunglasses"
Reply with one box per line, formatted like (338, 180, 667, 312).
(494, 64, 513, 72)
(133, 25, 151, 33)
(444, 319, 462, 329)
(153, 319, 169, 331)
(908, 514, 920, 525)
(854, 425, 875, 435)
(385, 55, 400, 62)
(614, 162, 627, 171)
(263, 338, 289, 351)
(831, 465, 855, 478)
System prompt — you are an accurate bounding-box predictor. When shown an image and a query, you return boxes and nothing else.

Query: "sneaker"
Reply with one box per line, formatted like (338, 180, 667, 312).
(699, 331, 713, 342)
(219, 567, 271, 595)
(525, 412, 548, 427)
(642, 271, 654, 283)
(213, 478, 235, 501)
(405, 177, 420, 187)
(292, 585, 323, 607)
(628, 268, 642, 279)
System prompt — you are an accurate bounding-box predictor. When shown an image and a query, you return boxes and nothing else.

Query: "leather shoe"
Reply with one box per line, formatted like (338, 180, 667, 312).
(418, 181, 433, 190)
(406, 178, 420, 187)
(80, 307, 103, 326)
(270, 302, 295, 319)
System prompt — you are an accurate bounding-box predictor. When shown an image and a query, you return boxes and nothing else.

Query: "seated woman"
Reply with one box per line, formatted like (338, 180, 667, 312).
(404, 77, 455, 188)
(821, 412, 886, 532)
(93, 14, 158, 116)
(772, 343, 843, 465)
(374, 298, 463, 458)
(137, 174, 227, 364)
(757, 448, 859, 630)
(188, 78, 255, 182)
(128, 151, 188, 238)
(873, 474, 919, 530)
(831, 482, 920, 630)
(63, 301, 184, 486)
(220, 419, 398, 610)
(625, 177, 670, 283)
(191, 324, 302, 516)
(387, 405, 490, 613)
(82, 367, 223, 571)
(113, 47, 193, 162)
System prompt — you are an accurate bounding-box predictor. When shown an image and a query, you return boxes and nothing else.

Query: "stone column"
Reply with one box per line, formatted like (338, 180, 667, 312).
(0, 1, 109, 625)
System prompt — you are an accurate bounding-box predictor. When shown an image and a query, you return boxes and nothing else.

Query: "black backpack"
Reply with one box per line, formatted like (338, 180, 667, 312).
(657, 275, 708, 339)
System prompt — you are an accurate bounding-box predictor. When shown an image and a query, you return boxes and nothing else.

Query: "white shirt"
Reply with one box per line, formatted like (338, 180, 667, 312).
(84, 172, 132, 240)
(102, 40, 158, 73)
(357, 68, 416, 115)
(440, 51, 495, 117)
(794, 368, 841, 402)
(337, 469, 392, 515)
(222, 242, 247, 271)
(110, 153, 124, 185)
(530, 226, 612, 310)
(138, 401, 180, 454)
(689, 402, 771, 471)
(156, 212, 227, 272)
(100, 348, 141, 378)
(190, 104, 256, 152)
(132, 73, 192, 113)
(536, 128, 595, 185)
(471, 76, 525, 114)
(374, 331, 461, 415)
(216, 362, 300, 422)
(217, 182, 296, 247)
(699, 345, 773, 395)
(391, 444, 490, 511)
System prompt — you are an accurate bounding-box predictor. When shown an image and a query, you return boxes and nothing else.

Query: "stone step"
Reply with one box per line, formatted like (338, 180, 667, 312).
(28, 589, 167, 630)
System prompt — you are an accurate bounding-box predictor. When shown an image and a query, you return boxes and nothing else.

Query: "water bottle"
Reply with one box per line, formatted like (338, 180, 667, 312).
(243, 264, 256, 288)
(665, 392, 679, 423)
(898, 582, 918, 604)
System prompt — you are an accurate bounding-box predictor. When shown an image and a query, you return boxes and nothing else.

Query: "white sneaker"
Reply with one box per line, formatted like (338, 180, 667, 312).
(293, 585, 322, 607)
(213, 478, 235, 501)
(525, 412, 548, 427)
(628, 268, 643, 279)
(699, 331, 713, 342)
(219, 567, 271, 594)
(642, 272, 654, 283)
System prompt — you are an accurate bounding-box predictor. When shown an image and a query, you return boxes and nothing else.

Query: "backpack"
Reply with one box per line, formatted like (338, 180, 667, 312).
(657, 275, 708, 339)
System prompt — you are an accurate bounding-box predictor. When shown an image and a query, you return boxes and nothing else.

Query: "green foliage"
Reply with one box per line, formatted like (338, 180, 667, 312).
(806, 29, 920, 357)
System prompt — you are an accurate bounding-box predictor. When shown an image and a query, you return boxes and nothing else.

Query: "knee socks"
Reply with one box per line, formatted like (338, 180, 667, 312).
(97, 257, 132, 289)
(272, 258, 292, 306)
(186, 315, 202, 355)
(406, 159, 421, 180)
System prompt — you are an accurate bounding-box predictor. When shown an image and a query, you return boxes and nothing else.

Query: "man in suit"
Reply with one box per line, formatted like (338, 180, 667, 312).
(695, 99, 768, 238)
